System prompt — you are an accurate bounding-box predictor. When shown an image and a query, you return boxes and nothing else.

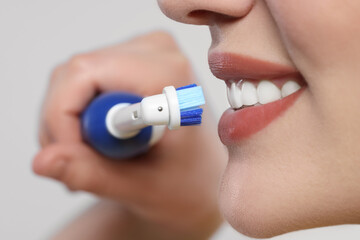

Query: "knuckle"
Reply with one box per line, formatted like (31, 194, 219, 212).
(49, 53, 94, 85)
(142, 30, 179, 50)
(67, 54, 94, 76)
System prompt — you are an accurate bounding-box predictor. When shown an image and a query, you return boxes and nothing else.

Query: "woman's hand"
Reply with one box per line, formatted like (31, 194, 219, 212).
(33, 31, 226, 240)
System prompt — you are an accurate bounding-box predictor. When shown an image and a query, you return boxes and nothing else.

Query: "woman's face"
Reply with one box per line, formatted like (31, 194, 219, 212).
(158, 0, 360, 238)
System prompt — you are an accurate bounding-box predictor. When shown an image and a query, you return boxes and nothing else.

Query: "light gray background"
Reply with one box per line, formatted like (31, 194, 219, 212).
(1, 1, 359, 239)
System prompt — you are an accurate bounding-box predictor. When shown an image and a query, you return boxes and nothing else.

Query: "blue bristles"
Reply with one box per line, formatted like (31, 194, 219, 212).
(176, 84, 205, 126)
(176, 84, 197, 91)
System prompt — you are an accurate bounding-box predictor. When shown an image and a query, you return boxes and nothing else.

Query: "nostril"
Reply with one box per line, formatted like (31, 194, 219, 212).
(188, 10, 212, 19)
(188, 10, 240, 24)
(186, 10, 213, 25)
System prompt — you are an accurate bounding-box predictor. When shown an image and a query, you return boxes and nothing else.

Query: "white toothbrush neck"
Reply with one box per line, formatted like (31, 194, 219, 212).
(106, 86, 181, 140)
(106, 102, 146, 139)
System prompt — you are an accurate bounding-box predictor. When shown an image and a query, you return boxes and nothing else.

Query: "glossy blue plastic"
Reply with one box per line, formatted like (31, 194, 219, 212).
(81, 92, 152, 159)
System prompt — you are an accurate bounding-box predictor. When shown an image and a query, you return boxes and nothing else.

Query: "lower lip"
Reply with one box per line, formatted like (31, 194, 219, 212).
(218, 89, 304, 145)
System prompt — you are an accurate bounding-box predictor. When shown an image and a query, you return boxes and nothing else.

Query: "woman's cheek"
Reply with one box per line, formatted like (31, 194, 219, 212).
(266, 0, 360, 73)
(266, 0, 360, 144)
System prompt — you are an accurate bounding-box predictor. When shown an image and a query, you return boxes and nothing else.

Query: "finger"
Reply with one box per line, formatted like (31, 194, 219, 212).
(40, 61, 96, 144)
(32, 143, 151, 201)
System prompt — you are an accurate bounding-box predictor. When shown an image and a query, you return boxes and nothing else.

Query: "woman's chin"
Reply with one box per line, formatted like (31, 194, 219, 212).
(219, 151, 360, 239)
(219, 161, 280, 238)
(219, 156, 311, 239)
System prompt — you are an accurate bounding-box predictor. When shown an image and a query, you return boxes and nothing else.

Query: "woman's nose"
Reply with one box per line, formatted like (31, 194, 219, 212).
(157, 0, 255, 25)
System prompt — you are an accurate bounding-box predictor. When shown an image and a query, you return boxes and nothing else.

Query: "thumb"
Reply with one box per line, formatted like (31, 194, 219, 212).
(32, 143, 141, 201)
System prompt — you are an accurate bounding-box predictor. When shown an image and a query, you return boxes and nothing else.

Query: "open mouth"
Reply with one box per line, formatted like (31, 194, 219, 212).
(209, 52, 307, 144)
(226, 75, 305, 110)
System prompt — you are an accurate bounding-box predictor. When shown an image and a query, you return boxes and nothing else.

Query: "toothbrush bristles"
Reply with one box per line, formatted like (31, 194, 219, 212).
(181, 117, 202, 126)
(176, 84, 205, 126)
(176, 84, 197, 91)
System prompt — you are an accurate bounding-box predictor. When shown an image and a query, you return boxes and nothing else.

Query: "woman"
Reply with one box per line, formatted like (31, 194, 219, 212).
(34, 0, 360, 239)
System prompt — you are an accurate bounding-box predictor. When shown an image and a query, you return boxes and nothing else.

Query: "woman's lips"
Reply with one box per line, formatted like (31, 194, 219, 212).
(208, 52, 306, 144)
(209, 52, 297, 80)
(218, 89, 303, 145)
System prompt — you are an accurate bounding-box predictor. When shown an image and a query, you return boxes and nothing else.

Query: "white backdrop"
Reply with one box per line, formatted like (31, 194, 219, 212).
(0, 1, 359, 239)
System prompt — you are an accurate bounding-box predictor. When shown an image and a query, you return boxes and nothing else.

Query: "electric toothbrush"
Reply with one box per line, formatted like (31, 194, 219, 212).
(81, 84, 205, 159)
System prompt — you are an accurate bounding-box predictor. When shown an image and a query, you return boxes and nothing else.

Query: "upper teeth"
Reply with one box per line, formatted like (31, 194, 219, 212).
(226, 80, 301, 109)
(242, 81, 258, 106)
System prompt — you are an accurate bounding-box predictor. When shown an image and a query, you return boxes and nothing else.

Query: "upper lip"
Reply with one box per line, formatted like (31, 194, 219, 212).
(208, 52, 299, 81)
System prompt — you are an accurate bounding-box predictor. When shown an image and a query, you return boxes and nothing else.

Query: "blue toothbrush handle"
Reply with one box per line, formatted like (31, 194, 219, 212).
(81, 92, 153, 159)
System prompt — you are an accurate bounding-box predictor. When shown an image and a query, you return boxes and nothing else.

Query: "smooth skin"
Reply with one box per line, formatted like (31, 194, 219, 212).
(33, 32, 226, 240)
(158, 0, 360, 238)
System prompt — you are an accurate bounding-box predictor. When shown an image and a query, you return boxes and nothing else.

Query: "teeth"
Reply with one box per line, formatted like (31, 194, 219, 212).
(241, 81, 258, 106)
(227, 82, 243, 109)
(226, 80, 302, 110)
(257, 80, 281, 104)
(281, 81, 301, 98)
